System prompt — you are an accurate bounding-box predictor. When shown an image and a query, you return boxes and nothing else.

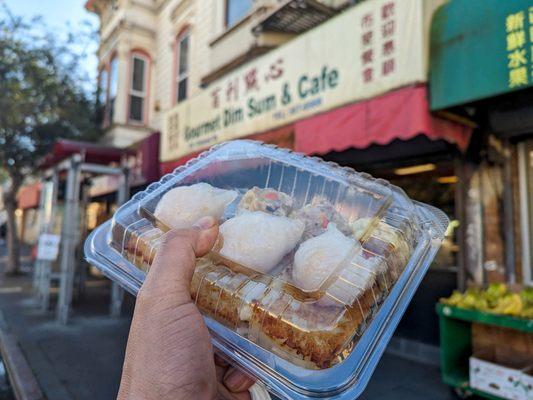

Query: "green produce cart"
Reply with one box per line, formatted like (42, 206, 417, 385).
(436, 303, 533, 399)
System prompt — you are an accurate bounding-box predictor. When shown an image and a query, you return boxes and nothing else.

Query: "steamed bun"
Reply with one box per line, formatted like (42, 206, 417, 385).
(219, 211, 304, 274)
(292, 223, 360, 291)
(154, 183, 237, 229)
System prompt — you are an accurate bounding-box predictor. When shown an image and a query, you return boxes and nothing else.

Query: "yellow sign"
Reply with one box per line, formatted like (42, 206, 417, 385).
(506, 8, 533, 88)
(161, 0, 426, 162)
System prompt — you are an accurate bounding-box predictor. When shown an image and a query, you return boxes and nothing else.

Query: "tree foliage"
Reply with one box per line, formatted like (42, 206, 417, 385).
(0, 5, 101, 273)
(0, 7, 101, 180)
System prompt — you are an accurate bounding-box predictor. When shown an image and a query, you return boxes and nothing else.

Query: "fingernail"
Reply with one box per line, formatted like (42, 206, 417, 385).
(224, 369, 248, 392)
(193, 216, 215, 230)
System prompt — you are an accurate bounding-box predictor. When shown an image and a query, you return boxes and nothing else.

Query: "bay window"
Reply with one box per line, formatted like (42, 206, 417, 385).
(225, 0, 253, 27)
(108, 56, 118, 123)
(98, 67, 108, 106)
(176, 29, 189, 103)
(129, 52, 149, 123)
(98, 66, 109, 125)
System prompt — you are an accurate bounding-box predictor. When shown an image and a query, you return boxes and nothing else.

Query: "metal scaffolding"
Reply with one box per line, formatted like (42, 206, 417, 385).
(33, 153, 130, 324)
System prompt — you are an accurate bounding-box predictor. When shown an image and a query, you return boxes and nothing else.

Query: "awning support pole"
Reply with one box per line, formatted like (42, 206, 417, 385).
(502, 140, 516, 284)
(57, 156, 82, 325)
(32, 177, 47, 292)
(40, 169, 59, 312)
(110, 161, 130, 318)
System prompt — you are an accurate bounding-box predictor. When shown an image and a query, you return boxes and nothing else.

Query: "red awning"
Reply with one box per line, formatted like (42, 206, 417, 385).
(40, 139, 129, 169)
(17, 183, 41, 210)
(160, 85, 471, 174)
(294, 85, 472, 155)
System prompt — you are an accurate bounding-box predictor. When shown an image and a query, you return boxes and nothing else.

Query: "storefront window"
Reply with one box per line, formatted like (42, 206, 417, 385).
(520, 140, 533, 284)
(129, 53, 149, 123)
(369, 161, 459, 271)
(176, 30, 189, 103)
(98, 67, 108, 106)
(225, 0, 253, 27)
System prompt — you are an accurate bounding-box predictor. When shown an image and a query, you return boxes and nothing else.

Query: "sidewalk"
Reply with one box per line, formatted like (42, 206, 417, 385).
(0, 253, 457, 399)
(0, 274, 131, 399)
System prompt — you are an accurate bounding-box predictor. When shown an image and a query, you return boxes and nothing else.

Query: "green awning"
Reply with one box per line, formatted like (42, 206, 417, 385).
(430, 0, 533, 110)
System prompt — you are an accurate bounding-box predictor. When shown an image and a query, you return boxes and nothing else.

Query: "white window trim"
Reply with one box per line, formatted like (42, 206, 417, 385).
(129, 53, 149, 124)
(518, 141, 532, 285)
(176, 31, 190, 103)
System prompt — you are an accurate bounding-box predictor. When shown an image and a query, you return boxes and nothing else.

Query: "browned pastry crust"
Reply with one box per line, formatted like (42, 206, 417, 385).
(112, 221, 409, 369)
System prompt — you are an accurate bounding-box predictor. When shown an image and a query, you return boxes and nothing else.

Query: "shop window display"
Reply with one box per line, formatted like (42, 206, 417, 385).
(368, 161, 459, 271)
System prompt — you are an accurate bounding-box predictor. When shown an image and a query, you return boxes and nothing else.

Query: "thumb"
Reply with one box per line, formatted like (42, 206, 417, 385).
(139, 216, 219, 306)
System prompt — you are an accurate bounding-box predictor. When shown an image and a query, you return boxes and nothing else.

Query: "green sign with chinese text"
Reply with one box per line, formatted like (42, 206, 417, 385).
(430, 0, 533, 110)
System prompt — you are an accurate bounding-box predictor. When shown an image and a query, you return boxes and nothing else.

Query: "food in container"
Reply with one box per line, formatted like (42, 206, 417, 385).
(154, 182, 238, 229)
(85, 140, 448, 399)
(292, 223, 360, 291)
(238, 187, 293, 216)
(290, 201, 353, 240)
(217, 211, 304, 274)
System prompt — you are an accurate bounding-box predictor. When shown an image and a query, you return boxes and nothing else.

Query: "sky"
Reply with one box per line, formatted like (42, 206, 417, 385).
(2, 0, 99, 89)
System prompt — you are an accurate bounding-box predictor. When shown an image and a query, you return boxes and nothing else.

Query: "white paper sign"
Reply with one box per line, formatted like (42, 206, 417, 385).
(37, 234, 61, 261)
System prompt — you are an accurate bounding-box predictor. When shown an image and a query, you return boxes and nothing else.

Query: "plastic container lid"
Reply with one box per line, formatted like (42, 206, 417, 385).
(85, 140, 448, 399)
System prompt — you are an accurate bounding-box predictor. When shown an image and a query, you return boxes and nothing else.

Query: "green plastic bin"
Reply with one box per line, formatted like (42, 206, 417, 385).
(436, 303, 533, 399)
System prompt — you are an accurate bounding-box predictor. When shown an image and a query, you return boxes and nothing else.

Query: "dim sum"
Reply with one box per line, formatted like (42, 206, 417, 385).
(293, 223, 360, 291)
(290, 201, 353, 240)
(237, 187, 293, 216)
(154, 183, 238, 229)
(219, 211, 304, 274)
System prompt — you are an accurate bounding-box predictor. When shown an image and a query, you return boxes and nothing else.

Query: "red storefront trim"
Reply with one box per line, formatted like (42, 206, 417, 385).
(160, 85, 472, 173)
(294, 85, 472, 155)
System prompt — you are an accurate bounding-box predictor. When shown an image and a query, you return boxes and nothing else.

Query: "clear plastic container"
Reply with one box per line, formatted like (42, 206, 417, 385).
(84, 140, 448, 399)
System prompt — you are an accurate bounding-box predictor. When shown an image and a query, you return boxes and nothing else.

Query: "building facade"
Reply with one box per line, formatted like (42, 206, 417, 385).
(87, 0, 353, 147)
(89, 0, 508, 360)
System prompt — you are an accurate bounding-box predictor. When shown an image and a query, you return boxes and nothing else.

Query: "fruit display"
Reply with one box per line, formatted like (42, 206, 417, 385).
(440, 283, 533, 318)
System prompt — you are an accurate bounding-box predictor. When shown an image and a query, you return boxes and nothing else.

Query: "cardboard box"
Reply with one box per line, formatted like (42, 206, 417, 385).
(472, 323, 533, 369)
(470, 357, 523, 400)
(520, 367, 533, 400)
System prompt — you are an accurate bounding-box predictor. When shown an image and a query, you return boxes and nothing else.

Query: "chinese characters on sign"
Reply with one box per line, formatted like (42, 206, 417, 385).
(506, 7, 533, 88)
(360, 2, 396, 84)
(211, 59, 285, 109)
(361, 12, 374, 83)
(162, 0, 425, 161)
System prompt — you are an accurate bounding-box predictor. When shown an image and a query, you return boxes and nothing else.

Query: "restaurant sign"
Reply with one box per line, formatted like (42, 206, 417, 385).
(162, 0, 426, 162)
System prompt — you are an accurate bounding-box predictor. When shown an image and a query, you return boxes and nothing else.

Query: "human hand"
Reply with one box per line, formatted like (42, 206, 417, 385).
(118, 216, 255, 400)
